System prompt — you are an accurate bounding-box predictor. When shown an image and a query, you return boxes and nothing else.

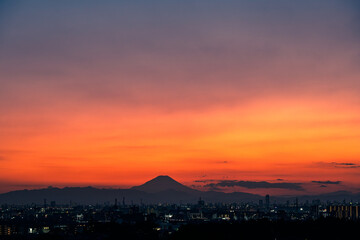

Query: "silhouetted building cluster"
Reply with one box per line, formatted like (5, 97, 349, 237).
(0, 195, 360, 239)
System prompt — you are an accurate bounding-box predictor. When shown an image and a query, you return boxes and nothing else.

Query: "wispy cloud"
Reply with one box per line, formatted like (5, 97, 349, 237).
(0, 149, 32, 154)
(332, 162, 360, 168)
(312, 180, 341, 185)
(214, 161, 229, 164)
(194, 179, 217, 183)
(204, 180, 304, 191)
(314, 162, 360, 169)
(110, 145, 163, 150)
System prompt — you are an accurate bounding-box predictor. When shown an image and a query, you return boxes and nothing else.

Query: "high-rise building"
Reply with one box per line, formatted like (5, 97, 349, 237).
(198, 197, 205, 207)
(259, 200, 263, 208)
(265, 195, 270, 209)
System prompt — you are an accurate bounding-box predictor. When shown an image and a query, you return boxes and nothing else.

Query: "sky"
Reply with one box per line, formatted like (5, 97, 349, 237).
(0, 0, 360, 195)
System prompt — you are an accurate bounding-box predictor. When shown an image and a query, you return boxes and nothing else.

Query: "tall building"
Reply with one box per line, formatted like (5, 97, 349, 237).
(265, 194, 270, 209)
(198, 197, 205, 207)
(259, 200, 263, 208)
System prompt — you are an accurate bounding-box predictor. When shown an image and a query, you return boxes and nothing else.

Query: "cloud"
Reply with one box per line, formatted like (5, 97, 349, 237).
(335, 163, 357, 166)
(215, 161, 228, 164)
(315, 162, 360, 169)
(0, 149, 32, 154)
(204, 180, 304, 191)
(332, 162, 360, 168)
(194, 179, 217, 183)
(312, 181, 341, 185)
(320, 185, 327, 188)
(110, 145, 163, 150)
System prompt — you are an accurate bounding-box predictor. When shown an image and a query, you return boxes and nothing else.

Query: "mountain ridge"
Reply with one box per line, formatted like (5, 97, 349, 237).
(0, 176, 359, 205)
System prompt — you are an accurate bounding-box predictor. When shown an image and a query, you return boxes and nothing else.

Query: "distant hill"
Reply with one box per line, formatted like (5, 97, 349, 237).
(0, 187, 148, 205)
(0, 176, 359, 205)
(295, 191, 360, 203)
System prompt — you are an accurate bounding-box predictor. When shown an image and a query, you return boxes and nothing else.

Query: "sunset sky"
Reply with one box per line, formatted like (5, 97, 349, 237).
(1, 0, 360, 195)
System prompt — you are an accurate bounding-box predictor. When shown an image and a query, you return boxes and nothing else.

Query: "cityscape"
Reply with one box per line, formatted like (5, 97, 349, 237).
(1, 176, 360, 239)
(1, 196, 360, 239)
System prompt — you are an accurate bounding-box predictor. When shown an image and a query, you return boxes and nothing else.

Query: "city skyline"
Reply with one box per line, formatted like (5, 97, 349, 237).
(1, 0, 360, 195)
(1, 175, 359, 206)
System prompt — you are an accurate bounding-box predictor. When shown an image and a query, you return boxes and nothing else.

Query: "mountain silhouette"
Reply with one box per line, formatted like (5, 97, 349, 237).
(131, 175, 198, 193)
(0, 176, 359, 205)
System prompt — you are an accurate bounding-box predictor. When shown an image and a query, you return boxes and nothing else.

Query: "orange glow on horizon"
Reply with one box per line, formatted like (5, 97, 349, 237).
(1, 94, 360, 194)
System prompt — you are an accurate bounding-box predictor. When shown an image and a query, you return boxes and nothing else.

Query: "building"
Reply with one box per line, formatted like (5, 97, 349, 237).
(329, 205, 359, 220)
(0, 225, 11, 236)
(265, 195, 270, 209)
